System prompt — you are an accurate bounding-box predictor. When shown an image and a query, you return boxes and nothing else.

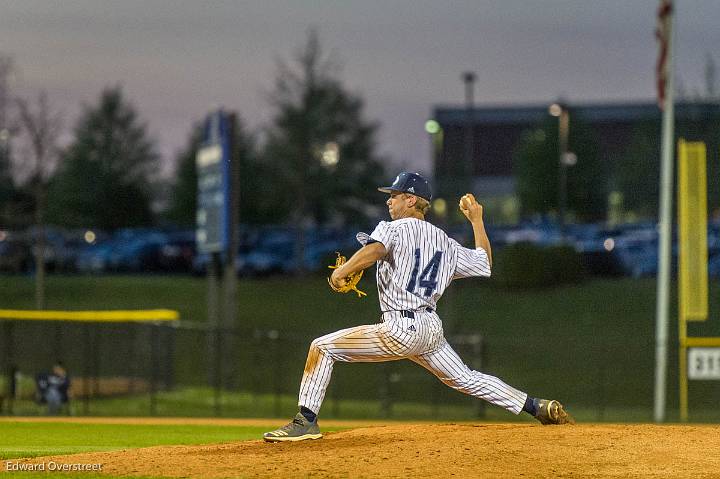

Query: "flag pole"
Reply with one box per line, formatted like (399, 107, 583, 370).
(654, 0, 675, 423)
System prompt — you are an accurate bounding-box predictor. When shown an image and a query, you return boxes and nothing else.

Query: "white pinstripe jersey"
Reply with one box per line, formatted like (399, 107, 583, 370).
(358, 218, 491, 312)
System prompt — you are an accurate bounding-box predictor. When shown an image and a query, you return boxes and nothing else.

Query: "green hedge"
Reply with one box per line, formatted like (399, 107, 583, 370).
(493, 242, 583, 289)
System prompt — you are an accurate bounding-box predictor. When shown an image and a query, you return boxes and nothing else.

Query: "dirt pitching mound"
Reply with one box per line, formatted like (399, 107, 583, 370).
(21, 423, 720, 478)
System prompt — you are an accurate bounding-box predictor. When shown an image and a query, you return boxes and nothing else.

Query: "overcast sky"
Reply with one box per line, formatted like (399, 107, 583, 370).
(2, 0, 718, 177)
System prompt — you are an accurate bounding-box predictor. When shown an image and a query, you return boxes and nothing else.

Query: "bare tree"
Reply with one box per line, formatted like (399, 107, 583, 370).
(0, 55, 16, 222)
(15, 92, 62, 309)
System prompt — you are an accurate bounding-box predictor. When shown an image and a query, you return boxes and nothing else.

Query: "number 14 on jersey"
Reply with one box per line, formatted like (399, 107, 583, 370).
(406, 249, 443, 297)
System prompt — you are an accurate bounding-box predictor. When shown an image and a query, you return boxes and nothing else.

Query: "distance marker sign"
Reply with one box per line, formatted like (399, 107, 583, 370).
(688, 348, 720, 380)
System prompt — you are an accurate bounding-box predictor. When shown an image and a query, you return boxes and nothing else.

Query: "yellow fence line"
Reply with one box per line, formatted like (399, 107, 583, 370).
(0, 309, 179, 322)
(683, 337, 720, 347)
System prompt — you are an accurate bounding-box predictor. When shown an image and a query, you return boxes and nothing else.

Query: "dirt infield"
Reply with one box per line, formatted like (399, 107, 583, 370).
(18, 421, 720, 478)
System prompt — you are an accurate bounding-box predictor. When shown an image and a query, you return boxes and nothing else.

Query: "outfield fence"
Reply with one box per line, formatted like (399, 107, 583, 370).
(0, 318, 487, 419)
(1, 317, 719, 421)
(0, 313, 176, 416)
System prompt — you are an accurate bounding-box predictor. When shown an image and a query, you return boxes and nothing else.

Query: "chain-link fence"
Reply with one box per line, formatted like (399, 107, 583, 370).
(2, 319, 719, 421)
(0, 320, 175, 415)
(0, 319, 487, 419)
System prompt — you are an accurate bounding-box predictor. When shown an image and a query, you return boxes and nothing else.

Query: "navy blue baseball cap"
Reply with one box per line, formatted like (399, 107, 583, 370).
(378, 172, 432, 201)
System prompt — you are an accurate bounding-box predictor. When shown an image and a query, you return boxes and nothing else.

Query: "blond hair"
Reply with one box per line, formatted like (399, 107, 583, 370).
(411, 195, 431, 215)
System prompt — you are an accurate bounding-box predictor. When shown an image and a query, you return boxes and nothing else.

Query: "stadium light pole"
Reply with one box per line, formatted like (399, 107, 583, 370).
(462, 72, 476, 193)
(425, 119, 443, 161)
(549, 102, 570, 238)
(425, 119, 446, 220)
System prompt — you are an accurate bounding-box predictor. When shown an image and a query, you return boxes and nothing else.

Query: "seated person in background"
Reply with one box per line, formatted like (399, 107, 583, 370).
(36, 362, 70, 415)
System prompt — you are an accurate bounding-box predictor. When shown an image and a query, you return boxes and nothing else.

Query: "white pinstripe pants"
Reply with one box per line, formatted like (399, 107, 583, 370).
(298, 310, 527, 415)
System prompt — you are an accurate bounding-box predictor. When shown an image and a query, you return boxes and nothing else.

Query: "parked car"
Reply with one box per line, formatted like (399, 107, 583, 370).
(0, 236, 31, 273)
(156, 231, 197, 273)
(108, 232, 169, 272)
(240, 227, 295, 276)
(241, 227, 360, 275)
(612, 237, 659, 278)
(191, 226, 359, 277)
(75, 240, 117, 273)
(707, 253, 720, 278)
(53, 234, 94, 273)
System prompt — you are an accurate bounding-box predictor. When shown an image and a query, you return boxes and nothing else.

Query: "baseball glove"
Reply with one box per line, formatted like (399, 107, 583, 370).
(327, 252, 367, 298)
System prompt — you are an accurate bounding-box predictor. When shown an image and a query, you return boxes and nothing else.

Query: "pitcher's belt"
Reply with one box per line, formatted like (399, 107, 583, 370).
(382, 308, 433, 320)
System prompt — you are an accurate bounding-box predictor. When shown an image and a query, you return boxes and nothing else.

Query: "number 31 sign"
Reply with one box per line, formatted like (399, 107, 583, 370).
(688, 348, 720, 380)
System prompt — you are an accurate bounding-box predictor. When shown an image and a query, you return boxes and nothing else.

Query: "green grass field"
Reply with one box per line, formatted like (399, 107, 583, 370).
(1, 274, 720, 422)
(0, 421, 271, 460)
(0, 419, 287, 479)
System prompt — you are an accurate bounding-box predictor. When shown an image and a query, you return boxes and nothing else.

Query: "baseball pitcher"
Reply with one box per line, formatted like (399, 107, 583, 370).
(264, 172, 573, 442)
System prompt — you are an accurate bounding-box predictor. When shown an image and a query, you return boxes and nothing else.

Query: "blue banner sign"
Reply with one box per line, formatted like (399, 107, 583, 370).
(196, 111, 232, 254)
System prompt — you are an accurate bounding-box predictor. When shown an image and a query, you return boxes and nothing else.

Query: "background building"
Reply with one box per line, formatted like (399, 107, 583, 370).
(431, 101, 720, 223)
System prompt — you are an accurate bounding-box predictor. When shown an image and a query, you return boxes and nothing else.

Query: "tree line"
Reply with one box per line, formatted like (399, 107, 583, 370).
(3, 32, 717, 233)
(0, 31, 387, 233)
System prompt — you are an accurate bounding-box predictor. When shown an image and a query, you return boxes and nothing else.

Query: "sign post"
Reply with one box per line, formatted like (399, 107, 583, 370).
(196, 110, 238, 407)
(676, 139, 715, 422)
(196, 111, 234, 256)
